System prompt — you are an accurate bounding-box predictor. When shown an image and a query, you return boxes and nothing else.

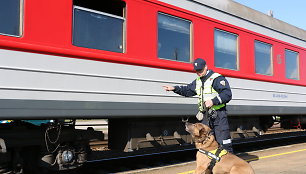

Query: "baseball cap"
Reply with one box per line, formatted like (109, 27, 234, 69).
(193, 58, 206, 71)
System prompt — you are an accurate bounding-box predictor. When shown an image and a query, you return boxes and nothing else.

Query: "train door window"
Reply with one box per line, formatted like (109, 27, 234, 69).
(73, 0, 126, 53)
(255, 41, 272, 76)
(285, 49, 299, 80)
(158, 13, 191, 62)
(0, 0, 22, 37)
(214, 29, 238, 70)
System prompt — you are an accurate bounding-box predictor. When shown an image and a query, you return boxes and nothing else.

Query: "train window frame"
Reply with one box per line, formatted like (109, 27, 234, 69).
(157, 12, 192, 63)
(285, 49, 299, 80)
(72, 1, 126, 53)
(0, 0, 23, 37)
(254, 40, 273, 76)
(214, 28, 239, 71)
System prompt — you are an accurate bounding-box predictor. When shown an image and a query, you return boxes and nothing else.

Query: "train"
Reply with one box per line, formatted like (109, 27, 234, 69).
(0, 0, 306, 173)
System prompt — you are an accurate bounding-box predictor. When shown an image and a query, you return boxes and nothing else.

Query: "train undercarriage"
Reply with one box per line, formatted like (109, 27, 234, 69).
(0, 120, 103, 173)
(0, 115, 305, 173)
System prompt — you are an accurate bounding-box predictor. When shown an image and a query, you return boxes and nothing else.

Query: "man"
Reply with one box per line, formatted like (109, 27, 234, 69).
(163, 58, 233, 152)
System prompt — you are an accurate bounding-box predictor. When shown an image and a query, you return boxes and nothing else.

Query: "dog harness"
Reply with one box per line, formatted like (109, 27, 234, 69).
(199, 147, 228, 171)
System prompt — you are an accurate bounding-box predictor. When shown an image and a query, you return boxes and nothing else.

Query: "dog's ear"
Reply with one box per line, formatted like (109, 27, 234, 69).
(199, 126, 207, 136)
(193, 127, 200, 137)
(194, 123, 207, 137)
(195, 125, 209, 144)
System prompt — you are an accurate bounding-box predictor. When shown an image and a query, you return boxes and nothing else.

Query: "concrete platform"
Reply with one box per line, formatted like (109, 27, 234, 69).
(245, 142, 306, 174)
(128, 142, 306, 174)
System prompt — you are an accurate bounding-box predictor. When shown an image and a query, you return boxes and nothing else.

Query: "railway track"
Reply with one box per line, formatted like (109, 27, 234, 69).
(19, 123, 305, 174)
(77, 128, 306, 174)
(233, 129, 306, 153)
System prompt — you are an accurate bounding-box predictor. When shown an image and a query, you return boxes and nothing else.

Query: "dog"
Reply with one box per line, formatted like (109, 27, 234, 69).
(185, 122, 255, 174)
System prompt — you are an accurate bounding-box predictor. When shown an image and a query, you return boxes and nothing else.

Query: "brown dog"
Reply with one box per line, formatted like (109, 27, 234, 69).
(185, 122, 255, 174)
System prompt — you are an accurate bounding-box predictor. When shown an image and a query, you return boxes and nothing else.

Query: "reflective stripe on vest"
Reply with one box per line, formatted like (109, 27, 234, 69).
(195, 73, 225, 112)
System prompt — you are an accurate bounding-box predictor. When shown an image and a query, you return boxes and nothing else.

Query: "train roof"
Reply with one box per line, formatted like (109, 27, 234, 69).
(159, 0, 306, 45)
(201, 0, 306, 41)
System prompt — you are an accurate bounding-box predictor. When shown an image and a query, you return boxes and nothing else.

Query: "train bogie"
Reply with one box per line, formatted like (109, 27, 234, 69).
(0, 121, 103, 172)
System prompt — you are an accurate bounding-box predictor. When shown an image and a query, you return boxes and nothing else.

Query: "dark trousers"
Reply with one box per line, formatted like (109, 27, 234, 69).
(201, 110, 233, 153)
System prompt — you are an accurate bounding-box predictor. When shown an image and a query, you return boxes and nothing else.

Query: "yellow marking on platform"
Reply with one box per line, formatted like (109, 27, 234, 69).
(245, 148, 306, 162)
(178, 171, 194, 174)
(177, 148, 306, 174)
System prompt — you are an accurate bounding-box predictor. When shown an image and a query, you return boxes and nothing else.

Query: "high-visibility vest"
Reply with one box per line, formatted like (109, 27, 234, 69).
(195, 73, 225, 112)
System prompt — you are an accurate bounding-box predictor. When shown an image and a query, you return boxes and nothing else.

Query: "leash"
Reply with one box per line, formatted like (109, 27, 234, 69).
(202, 104, 217, 130)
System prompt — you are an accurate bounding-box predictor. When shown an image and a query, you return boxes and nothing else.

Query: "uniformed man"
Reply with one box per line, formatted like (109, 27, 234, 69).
(163, 58, 233, 153)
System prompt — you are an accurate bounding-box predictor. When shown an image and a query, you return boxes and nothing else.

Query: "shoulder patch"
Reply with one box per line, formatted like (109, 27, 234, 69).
(220, 80, 226, 86)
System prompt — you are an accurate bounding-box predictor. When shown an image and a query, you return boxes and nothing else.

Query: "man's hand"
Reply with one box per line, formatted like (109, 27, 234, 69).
(163, 85, 175, 91)
(204, 99, 213, 108)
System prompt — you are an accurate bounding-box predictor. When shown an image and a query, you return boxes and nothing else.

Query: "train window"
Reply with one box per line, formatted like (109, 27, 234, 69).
(72, 0, 126, 53)
(285, 49, 299, 80)
(255, 41, 272, 76)
(0, 0, 22, 37)
(214, 29, 238, 70)
(158, 13, 191, 62)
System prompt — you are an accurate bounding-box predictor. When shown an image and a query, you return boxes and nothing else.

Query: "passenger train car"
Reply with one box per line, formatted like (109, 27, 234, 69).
(0, 0, 305, 172)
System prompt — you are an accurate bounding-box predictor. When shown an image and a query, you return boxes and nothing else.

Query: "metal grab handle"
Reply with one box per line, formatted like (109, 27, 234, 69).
(0, 138, 7, 153)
